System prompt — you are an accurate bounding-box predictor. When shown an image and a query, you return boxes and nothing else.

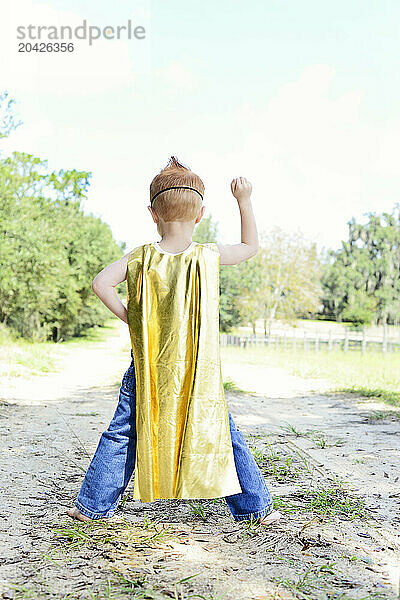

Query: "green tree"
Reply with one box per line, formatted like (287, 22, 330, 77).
(257, 228, 323, 335)
(321, 205, 400, 326)
(0, 91, 21, 138)
(235, 254, 263, 334)
(0, 148, 123, 340)
(342, 289, 377, 328)
(192, 214, 218, 243)
(193, 214, 242, 332)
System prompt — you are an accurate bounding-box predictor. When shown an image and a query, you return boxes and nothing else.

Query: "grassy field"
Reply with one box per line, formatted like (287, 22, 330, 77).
(0, 319, 121, 379)
(221, 344, 400, 407)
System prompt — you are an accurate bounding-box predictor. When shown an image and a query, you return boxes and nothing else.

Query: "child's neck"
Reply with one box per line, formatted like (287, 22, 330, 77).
(158, 222, 194, 247)
(157, 235, 194, 254)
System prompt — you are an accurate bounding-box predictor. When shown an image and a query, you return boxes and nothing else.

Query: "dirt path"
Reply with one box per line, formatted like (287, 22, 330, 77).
(0, 326, 399, 599)
(221, 358, 400, 526)
(0, 322, 132, 404)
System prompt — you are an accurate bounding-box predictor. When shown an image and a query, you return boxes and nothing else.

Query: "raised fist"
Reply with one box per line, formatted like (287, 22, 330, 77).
(231, 177, 252, 203)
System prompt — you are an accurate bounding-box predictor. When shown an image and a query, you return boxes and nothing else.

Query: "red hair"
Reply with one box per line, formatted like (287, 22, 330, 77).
(150, 156, 204, 222)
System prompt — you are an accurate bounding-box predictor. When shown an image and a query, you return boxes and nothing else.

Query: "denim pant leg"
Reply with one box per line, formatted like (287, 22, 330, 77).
(75, 354, 137, 519)
(224, 412, 273, 521)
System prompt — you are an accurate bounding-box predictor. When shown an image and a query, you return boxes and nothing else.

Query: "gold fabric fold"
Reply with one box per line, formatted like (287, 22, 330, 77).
(126, 241, 242, 501)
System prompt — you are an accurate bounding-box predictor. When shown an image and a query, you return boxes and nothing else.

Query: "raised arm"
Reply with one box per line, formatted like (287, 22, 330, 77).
(216, 177, 259, 265)
(91, 251, 132, 324)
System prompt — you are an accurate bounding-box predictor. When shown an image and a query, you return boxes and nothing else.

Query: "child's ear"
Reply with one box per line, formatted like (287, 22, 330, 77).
(148, 206, 159, 223)
(195, 205, 205, 224)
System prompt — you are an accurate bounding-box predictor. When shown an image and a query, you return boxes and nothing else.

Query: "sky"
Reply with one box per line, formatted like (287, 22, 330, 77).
(1, 0, 400, 257)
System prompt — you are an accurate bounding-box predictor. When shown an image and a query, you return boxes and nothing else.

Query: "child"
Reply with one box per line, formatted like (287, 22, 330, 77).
(67, 157, 281, 526)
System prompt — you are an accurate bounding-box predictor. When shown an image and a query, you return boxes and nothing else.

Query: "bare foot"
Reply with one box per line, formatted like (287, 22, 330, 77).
(66, 507, 91, 522)
(259, 510, 282, 526)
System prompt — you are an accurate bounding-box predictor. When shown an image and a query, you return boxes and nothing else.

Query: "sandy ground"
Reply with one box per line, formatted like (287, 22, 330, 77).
(1, 322, 400, 599)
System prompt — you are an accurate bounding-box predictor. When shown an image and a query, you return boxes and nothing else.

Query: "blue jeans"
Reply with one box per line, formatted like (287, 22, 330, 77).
(75, 351, 273, 522)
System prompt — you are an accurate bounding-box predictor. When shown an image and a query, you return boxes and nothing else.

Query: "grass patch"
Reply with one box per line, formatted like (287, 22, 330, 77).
(187, 501, 207, 520)
(271, 561, 387, 600)
(222, 378, 245, 393)
(0, 338, 61, 378)
(249, 440, 369, 522)
(83, 573, 157, 599)
(63, 319, 121, 348)
(249, 441, 310, 483)
(9, 572, 169, 599)
(278, 424, 345, 448)
(272, 562, 339, 597)
(310, 432, 345, 449)
(340, 385, 400, 407)
(279, 422, 306, 437)
(53, 516, 173, 554)
(366, 409, 400, 421)
(0, 319, 120, 379)
(305, 485, 367, 521)
(221, 345, 400, 407)
(272, 484, 368, 522)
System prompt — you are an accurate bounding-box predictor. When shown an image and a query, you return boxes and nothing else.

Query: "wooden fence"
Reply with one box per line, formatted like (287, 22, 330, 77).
(220, 330, 400, 353)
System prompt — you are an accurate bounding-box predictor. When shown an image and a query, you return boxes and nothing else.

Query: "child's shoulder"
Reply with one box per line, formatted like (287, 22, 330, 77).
(198, 242, 220, 254)
(126, 244, 149, 265)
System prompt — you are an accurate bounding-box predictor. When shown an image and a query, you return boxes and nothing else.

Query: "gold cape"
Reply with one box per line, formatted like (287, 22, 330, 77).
(126, 241, 242, 502)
